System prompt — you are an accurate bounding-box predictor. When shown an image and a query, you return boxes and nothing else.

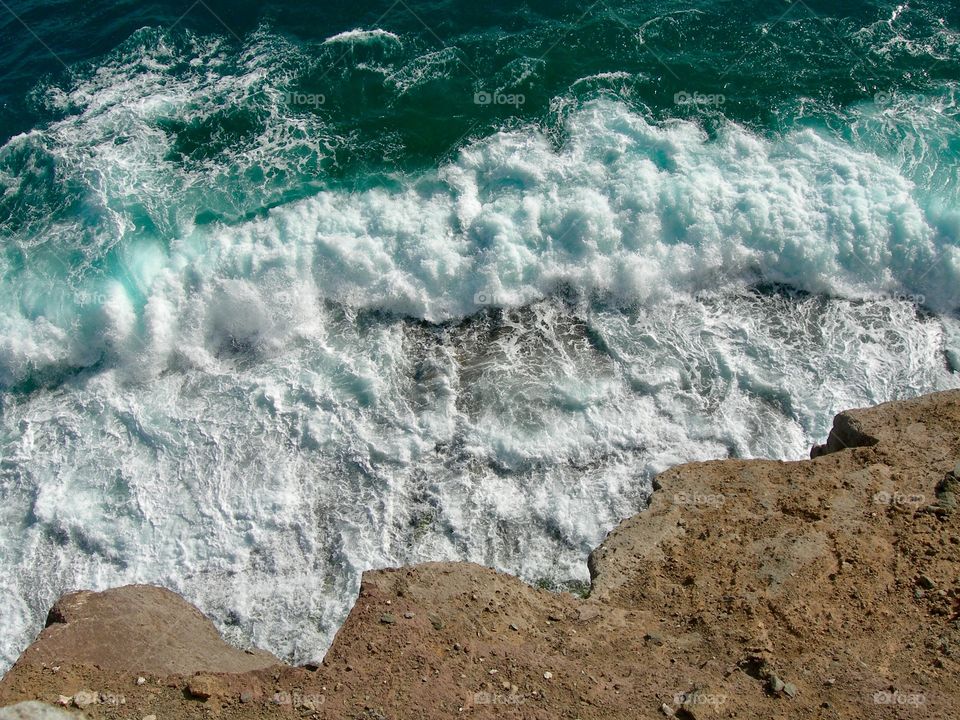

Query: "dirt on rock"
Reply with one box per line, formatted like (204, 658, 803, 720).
(2, 390, 959, 719)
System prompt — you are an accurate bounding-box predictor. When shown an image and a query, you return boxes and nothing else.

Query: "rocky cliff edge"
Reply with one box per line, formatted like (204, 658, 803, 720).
(2, 390, 959, 719)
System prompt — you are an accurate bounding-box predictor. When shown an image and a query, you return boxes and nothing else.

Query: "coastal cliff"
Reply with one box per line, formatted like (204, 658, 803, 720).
(2, 390, 958, 719)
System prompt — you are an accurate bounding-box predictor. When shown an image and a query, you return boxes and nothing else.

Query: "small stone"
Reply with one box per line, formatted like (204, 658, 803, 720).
(768, 676, 785, 694)
(918, 575, 937, 590)
(783, 683, 798, 698)
(187, 674, 220, 701)
(547, 613, 563, 622)
(543, 671, 553, 680)
(429, 614, 444, 630)
(56, 696, 71, 707)
(501, 681, 511, 690)
(380, 613, 396, 624)
(509, 623, 519, 631)
(136, 676, 146, 686)
(240, 691, 253, 703)
(453, 643, 462, 652)
(660, 704, 675, 717)
(644, 633, 664, 646)
(403, 612, 414, 619)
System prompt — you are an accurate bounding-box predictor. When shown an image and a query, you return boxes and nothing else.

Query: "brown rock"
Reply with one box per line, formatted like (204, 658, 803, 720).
(2, 390, 960, 720)
(186, 674, 222, 701)
(8, 585, 277, 676)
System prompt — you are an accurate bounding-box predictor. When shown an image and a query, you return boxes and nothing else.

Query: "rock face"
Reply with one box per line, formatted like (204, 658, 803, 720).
(13, 585, 277, 676)
(2, 390, 959, 719)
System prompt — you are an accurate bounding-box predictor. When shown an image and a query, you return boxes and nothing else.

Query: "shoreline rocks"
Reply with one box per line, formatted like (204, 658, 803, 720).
(2, 390, 959, 719)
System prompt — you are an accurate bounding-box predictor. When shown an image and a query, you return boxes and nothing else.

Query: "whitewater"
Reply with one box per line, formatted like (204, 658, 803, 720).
(1, 21, 958, 671)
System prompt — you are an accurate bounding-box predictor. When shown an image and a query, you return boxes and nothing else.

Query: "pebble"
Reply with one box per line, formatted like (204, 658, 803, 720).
(660, 704, 675, 717)
(380, 613, 396, 625)
(136, 676, 146, 686)
(918, 575, 937, 590)
(187, 675, 218, 701)
(543, 672, 553, 680)
(784, 683, 798, 698)
(768, 676, 785, 694)
(403, 612, 415, 619)
(509, 623, 519, 631)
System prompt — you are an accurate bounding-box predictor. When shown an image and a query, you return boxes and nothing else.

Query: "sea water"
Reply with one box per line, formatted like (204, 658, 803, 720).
(0, 0, 958, 669)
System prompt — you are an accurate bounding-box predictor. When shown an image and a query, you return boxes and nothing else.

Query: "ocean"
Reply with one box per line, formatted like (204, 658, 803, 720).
(0, 0, 958, 669)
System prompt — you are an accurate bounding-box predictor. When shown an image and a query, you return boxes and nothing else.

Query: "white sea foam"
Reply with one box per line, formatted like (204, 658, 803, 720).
(0, 28, 958, 673)
(0, 291, 955, 672)
(4, 88, 959, 387)
(323, 28, 402, 45)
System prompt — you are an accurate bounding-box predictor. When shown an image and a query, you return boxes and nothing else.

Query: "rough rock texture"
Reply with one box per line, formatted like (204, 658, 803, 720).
(11, 585, 278, 676)
(2, 390, 959, 719)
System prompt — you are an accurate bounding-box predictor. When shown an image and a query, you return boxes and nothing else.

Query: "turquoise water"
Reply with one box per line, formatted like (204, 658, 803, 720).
(0, 0, 958, 668)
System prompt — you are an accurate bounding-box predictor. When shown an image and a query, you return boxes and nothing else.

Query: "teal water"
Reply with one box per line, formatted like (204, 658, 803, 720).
(0, 0, 958, 668)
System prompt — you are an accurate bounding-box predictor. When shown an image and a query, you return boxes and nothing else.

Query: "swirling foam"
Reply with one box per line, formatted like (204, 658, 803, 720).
(2, 89, 959, 387)
(1, 21, 958, 674)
